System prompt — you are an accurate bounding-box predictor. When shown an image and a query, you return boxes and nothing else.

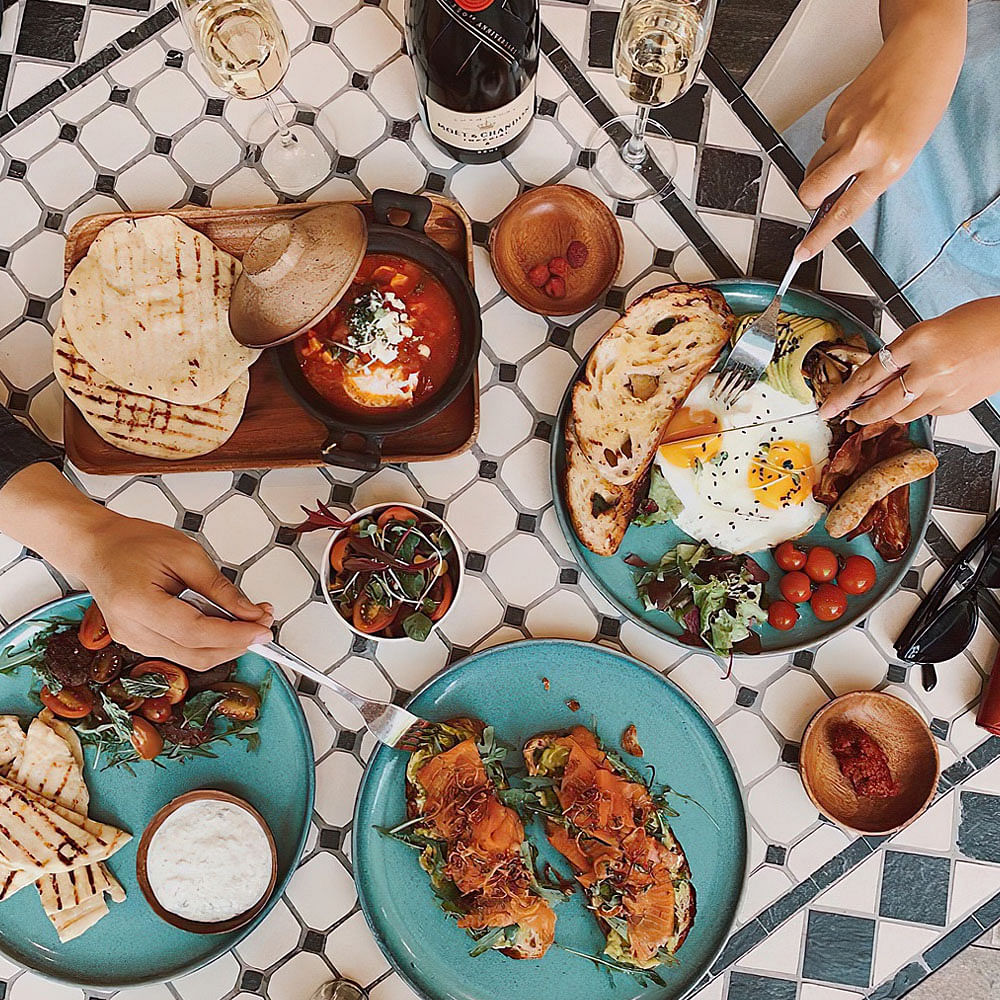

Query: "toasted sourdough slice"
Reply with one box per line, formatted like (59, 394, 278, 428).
(396, 717, 556, 960)
(570, 284, 733, 487)
(524, 726, 695, 970)
(562, 430, 646, 557)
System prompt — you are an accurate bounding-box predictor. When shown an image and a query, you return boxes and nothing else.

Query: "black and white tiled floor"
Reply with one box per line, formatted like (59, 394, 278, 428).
(1, 2, 1000, 999)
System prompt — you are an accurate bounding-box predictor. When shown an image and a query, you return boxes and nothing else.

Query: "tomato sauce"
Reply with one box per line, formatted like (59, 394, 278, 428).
(296, 253, 461, 417)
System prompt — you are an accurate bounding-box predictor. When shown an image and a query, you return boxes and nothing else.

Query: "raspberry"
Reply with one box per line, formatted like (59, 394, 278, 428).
(548, 256, 568, 277)
(526, 263, 550, 287)
(544, 275, 566, 299)
(566, 240, 588, 268)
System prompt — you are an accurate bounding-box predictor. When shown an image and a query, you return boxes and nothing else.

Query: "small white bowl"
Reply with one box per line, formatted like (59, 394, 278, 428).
(321, 502, 464, 643)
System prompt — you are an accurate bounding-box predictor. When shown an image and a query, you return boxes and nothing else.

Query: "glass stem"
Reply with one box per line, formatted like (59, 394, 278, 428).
(264, 93, 297, 148)
(621, 106, 650, 167)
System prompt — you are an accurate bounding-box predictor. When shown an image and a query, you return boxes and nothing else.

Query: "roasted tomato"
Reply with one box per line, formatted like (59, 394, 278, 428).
(838, 555, 877, 595)
(779, 571, 813, 604)
(767, 600, 799, 631)
(131, 660, 189, 705)
(129, 717, 164, 760)
(804, 546, 839, 584)
(329, 536, 350, 574)
(40, 685, 94, 719)
(352, 595, 398, 634)
(210, 681, 261, 722)
(428, 573, 454, 621)
(78, 603, 112, 650)
(88, 647, 123, 684)
(774, 541, 807, 572)
(811, 583, 848, 621)
(377, 506, 419, 528)
(140, 696, 173, 723)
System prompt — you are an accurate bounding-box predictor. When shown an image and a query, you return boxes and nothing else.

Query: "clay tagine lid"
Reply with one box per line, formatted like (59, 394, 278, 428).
(229, 203, 367, 348)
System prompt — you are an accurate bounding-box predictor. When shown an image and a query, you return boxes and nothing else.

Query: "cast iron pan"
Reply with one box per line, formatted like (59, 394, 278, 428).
(276, 189, 482, 471)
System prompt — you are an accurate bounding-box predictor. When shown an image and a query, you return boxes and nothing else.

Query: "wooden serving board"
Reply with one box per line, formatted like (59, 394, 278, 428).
(61, 197, 480, 475)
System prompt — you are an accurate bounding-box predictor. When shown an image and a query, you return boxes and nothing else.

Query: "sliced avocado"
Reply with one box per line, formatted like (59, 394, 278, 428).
(732, 312, 843, 403)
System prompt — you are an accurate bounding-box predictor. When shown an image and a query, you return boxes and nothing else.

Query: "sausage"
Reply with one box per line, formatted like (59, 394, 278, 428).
(825, 448, 937, 539)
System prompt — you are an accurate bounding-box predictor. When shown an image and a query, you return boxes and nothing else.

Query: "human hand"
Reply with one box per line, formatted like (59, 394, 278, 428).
(795, 2, 967, 260)
(819, 297, 1000, 423)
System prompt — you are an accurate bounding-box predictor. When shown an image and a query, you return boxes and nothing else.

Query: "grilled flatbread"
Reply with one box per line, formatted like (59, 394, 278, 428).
(0, 717, 24, 774)
(14, 718, 88, 816)
(54, 321, 250, 460)
(38, 862, 124, 917)
(0, 777, 129, 876)
(61, 215, 258, 405)
(569, 284, 733, 487)
(47, 893, 108, 943)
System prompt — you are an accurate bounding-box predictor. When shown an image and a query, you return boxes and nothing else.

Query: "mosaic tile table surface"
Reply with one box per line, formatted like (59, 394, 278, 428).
(1, 2, 1000, 999)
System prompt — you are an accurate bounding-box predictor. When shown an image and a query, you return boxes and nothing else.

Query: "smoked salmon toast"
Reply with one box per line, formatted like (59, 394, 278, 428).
(380, 718, 559, 959)
(523, 725, 695, 970)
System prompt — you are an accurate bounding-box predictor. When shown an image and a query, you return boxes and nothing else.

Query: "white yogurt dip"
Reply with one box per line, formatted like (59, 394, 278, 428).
(145, 799, 272, 923)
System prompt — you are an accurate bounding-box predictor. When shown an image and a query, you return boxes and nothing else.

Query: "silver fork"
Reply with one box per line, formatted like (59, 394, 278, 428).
(711, 177, 855, 407)
(177, 589, 436, 752)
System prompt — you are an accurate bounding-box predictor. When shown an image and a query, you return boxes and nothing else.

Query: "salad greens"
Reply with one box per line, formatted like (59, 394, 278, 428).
(629, 542, 768, 659)
(633, 468, 684, 527)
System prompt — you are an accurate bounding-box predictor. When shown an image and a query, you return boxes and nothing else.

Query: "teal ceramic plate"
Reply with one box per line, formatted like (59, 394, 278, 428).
(0, 594, 314, 989)
(353, 639, 748, 1000)
(552, 279, 934, 655)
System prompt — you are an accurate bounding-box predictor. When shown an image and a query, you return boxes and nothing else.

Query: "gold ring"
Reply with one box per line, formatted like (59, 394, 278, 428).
(898, 373, 917, 405)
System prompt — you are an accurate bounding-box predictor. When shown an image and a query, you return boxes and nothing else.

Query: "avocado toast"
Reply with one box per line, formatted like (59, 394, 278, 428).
(523, 725, 695, 970)
(380, 717, 558, 959)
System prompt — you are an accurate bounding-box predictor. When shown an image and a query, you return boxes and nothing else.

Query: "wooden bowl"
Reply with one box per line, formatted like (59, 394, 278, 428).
(800, 691, 939, 835)
(136, 789, 278, 934)
(488, 185, 623, 316)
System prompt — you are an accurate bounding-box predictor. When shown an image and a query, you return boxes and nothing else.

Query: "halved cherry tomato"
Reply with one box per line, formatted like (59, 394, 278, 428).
(767, 600, 799, 631)
(105, 679, 143, 713)
(774, 541, 807, 572)
(804, 546, 839, 584)
(140, 696, 173, 723)
(210, 681, 262, 722)
(129, 717, 163, 760)
(89, 647, 123, 684)
(352, 595, 399, 634)
(429, 573, 454, 621)
(329, 536, 350, 574)
(838, 555, 877, 595)
(131, 660, 189, 705)
(779, 571, 813, 604)
(79, 603, 112, 650)
(811, 583, 848, 621)
(377, 506, 419, 529)
(40, 685, 94, 719)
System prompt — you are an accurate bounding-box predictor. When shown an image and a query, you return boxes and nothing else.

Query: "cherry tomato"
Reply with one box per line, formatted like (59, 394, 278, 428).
(131, 661, 189, 705)
(79, 603, 112, 650)
(329, 536, 350, 574)
(779, 571, 813, 604)
(767, 600, 799, 631)
(811, 583, 848, 621)
(140, 696, 173, 723)
(774, 541, 807, 572)
(210, 681, 262, 722)
(105, 679, 143, 712)
(377, 506, 419, 529)
(129, 717, 164, 760)
(40, 685, 94, 720)
(804, 546, 839, 583)
(429, 573, 454, 622)
(839, 555, 877, 595)
(88, 647, 123, 684)
(352, 595, 399, 634)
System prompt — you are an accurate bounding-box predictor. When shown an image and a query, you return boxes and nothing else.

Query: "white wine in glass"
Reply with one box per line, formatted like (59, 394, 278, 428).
(590, 0, 715, 203)
(179, 0, 333, 195)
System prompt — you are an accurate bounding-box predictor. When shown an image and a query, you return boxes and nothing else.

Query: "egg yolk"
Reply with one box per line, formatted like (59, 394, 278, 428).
(658, 407, 723, 468)
(748, 439, 815, 509)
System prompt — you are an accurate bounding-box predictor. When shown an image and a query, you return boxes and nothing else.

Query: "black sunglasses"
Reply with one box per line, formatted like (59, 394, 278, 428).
(896, 508, 1000, 666)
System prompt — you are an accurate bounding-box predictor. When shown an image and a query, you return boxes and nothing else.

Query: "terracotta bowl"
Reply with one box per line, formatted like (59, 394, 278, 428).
(136, 789, 278, 934)
(488, 184, 623, 316)
(800, 691, 939, 835)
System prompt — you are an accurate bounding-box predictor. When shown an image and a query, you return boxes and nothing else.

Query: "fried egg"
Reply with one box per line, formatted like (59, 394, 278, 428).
(654, 372, 831, 554)
(342, 364, 418, 408)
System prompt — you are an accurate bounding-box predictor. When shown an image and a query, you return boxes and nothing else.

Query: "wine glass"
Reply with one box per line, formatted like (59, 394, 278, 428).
(588, 0, 716, 203)
(177, 0, 333, 195)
